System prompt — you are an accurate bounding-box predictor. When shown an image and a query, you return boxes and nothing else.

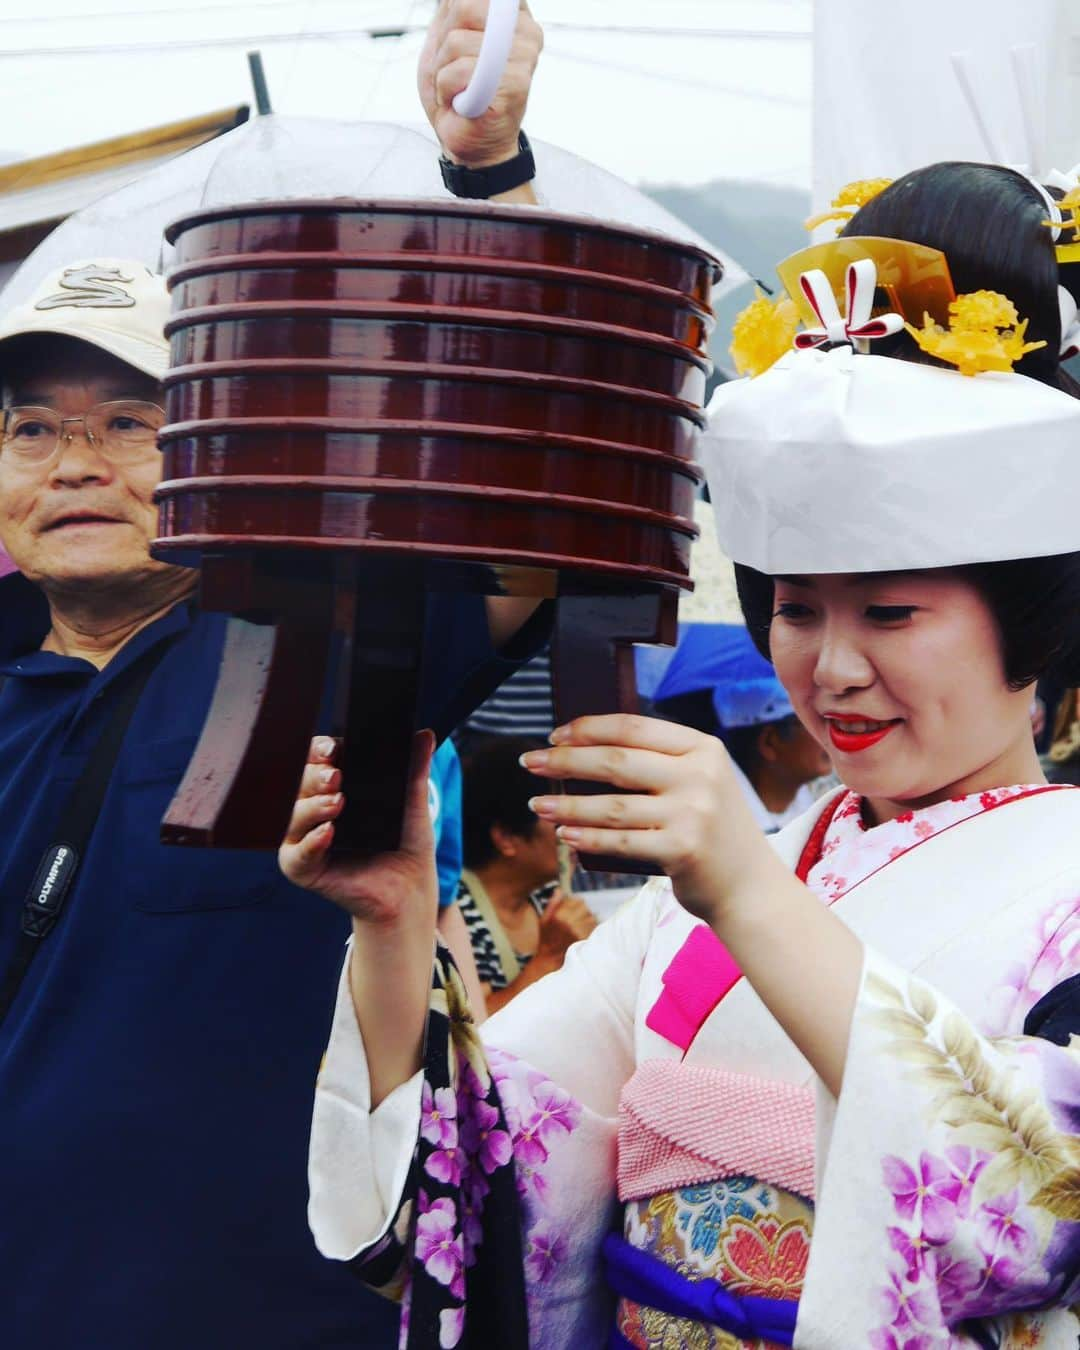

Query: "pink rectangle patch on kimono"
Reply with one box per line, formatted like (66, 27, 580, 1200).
(645, 924, 742, 1051)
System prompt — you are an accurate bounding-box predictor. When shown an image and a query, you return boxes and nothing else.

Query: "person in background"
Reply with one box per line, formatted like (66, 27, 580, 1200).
(1043, 686, 1080, 784)
(431, 736, 464, 909)
(0, 4, 545, 1346)
(652, 622, 833, 832)
(456, 736, 597, 1015)
(454, 641, 554, 758)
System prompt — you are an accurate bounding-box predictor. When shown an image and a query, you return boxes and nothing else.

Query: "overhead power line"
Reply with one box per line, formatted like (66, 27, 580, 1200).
(545, 46, 809, 106)
(0, 25, 425, 57)
(0, 0, 389, 22)
(0, 18, 810, 58)
(548, 23, 809, 39)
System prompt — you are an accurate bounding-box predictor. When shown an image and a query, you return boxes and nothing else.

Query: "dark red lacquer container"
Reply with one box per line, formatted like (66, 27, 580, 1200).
(154, 198, 722, 864)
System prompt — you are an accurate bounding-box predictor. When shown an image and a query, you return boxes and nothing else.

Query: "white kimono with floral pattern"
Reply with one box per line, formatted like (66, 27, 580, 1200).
(310, 784, 1080, 1347)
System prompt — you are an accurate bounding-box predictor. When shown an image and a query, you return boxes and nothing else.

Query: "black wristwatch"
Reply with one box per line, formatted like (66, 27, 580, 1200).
(439, 132, 536, 200)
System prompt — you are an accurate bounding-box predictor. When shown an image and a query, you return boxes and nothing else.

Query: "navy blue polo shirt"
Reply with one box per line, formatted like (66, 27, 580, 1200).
(0, 572, 541, 1350)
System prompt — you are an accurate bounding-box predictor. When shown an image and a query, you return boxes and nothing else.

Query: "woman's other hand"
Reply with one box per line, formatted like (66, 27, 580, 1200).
(281, 731, 442, 1105)
(280, 730, 438, 930)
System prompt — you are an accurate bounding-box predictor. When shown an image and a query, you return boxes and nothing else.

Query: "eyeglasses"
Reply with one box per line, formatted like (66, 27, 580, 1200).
(0, 400, 165, 465)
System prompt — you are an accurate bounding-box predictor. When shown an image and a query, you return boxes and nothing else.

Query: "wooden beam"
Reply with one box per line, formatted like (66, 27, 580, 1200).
(0, 105, 250, 196)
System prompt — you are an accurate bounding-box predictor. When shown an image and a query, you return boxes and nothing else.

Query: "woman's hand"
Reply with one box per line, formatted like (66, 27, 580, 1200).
(526, 715, 866, 1096)
(418, 0, 543, 167)
(525, 715, 864, 1094)
(280, 730, 439, 929)
(523, 715, 777, 927)
(281, 731, 442, 1105)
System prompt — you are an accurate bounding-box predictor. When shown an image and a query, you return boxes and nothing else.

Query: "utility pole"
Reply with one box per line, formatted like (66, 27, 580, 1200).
(247, 50, 272, 115)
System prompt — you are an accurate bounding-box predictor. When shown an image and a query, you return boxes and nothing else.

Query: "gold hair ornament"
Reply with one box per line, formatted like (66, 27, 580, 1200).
(905, 290, 1046, 376)
(1052, 186, 1080, 233)
(804, 178, 893, 235)
(1047, 186, 1080, 264)
(729, 288, 800, 378)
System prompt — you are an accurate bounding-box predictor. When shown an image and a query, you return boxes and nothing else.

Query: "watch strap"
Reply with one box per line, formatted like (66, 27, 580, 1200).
(440, 132, 535, 200)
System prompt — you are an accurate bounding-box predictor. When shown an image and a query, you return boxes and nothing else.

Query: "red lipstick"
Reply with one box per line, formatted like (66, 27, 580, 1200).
(825, 716, 900, 754)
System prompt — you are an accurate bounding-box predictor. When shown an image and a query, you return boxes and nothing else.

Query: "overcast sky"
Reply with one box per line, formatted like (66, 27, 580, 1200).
(0, 0, 811, 188)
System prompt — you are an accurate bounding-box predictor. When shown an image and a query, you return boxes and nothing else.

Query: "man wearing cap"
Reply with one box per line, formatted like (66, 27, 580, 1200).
(0, 266, 543, 1342)
(0, 7, 544, 1344)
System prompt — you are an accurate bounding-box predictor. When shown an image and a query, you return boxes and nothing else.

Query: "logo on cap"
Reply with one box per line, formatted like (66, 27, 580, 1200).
(35, 265, 137, 311)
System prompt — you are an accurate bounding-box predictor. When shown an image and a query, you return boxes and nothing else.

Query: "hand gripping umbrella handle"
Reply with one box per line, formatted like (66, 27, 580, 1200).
(452, 0, 521, 118)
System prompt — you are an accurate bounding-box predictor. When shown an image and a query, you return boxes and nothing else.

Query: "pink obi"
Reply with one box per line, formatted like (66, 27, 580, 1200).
(617, 1058, 817, 1202)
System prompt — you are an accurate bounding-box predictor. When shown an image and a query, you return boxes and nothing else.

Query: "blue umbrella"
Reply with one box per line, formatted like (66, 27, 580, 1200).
(653, 623, 793, 728)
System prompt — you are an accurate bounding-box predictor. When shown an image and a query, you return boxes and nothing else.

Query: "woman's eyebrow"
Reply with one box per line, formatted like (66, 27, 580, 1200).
(847, 571, 918, 586)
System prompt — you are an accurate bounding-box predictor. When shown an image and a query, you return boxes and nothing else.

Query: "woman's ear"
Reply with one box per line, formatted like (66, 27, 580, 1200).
(757, 725, 779, 764)
(489, 822, 518, 859)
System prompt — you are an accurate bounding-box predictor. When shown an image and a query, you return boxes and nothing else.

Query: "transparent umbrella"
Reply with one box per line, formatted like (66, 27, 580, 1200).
(0, 115, 749, 307)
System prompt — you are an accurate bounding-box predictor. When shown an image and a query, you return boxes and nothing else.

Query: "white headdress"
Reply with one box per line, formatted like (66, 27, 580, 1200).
(703, 258, 1080, 575)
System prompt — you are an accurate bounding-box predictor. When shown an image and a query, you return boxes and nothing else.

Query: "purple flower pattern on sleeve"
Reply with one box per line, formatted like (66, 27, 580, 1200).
(985, 897, 1080, 1037)
(864, 971, 1080, 1346)
(353, 950, 586, 1350)
(883, 1152, 964, 1244)
(349, 951, 534, 1350)
(416, 1194, 466, 1299)
(459, 1098, 513, 1177)
(422, 1083, 464, 1187)
(485, 1048, 584, 1328)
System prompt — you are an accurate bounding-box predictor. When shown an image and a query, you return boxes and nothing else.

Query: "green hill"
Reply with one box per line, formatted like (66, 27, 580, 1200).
(646, 178, 810, 381)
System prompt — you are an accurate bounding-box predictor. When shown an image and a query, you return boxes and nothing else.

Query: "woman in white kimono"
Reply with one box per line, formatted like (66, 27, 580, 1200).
(284, 165, 1080, 1348)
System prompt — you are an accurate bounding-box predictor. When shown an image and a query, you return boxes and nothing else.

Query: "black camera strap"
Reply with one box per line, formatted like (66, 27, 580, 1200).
(0, 642, 169, 1030)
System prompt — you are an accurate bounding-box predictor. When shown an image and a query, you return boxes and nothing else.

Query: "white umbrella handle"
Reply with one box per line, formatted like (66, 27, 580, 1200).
(452, 0, 521, 119)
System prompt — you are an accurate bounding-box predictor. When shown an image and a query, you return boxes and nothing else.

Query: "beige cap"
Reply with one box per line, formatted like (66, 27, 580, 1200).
(0, 260, 169, 381)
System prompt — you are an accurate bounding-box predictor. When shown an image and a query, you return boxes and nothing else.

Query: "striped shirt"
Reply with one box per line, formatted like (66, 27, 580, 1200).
(456, 875, 557, 990)
(460, 644, 553, 744)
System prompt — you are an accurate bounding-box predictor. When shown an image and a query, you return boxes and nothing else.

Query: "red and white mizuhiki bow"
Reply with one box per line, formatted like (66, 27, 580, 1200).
(793, 258, 904, 352)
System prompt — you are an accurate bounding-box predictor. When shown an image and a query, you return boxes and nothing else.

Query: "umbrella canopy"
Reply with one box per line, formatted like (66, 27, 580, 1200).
(0, 115, 748, 308)
(653, 622, 794, 728)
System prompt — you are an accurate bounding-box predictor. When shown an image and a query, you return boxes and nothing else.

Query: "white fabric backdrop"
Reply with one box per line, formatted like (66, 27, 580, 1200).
(812, 0, 1080, 209)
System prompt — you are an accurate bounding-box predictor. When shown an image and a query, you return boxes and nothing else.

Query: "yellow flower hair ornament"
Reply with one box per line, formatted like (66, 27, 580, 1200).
(1038, 167, 1080, 263)
(1052, 186, 1080, 234)
(804, 178, 893, 235)
(729, 288, 800, 378)
(905, 290, 1046, 377)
